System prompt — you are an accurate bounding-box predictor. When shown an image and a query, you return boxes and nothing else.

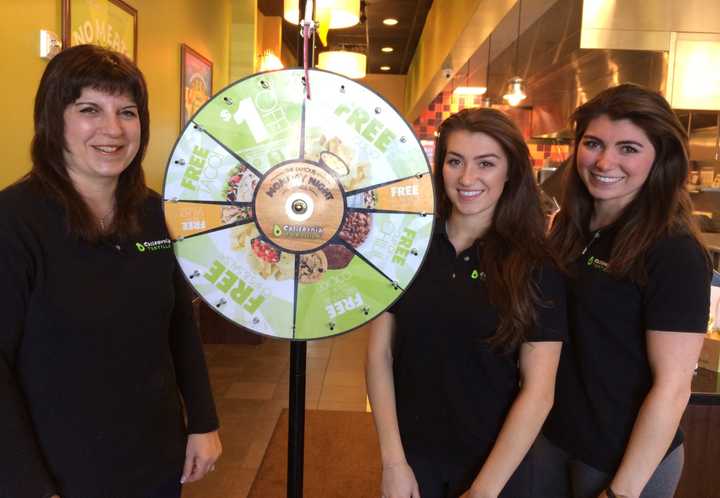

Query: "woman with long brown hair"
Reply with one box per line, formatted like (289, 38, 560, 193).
(0, 45, 221, 498)
(539, 84, 711, 498)
(366, 108, 566, 498)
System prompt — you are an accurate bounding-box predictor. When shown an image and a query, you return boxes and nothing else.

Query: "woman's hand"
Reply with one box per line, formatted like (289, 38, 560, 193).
(180, 430, 222, 484)
(459, 487, 497, 498)
(381, 461, 420, 498)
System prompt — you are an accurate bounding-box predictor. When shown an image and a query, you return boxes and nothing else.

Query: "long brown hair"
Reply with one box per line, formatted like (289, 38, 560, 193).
(549, 83, 706, 281)
(30, 44, 149, 242)
(435, 108, 552, 351)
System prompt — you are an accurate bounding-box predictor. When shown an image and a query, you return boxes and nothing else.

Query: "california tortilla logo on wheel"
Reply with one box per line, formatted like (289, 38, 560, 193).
(254, 161, 345, 253)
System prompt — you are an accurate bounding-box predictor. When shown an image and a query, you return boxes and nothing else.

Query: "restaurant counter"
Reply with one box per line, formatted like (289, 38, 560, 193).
(676, 367, 720, 498)
(691, 367, 720, 404)
(701, 232, 720, 269)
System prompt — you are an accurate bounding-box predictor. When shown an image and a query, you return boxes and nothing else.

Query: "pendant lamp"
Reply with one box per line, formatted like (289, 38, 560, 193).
(318, 49, 366, 79)
(284, 0, 360, 29)
(503, 0, 527, 106)
(258, 50, 284, 71)
(453, 50, 486, 96)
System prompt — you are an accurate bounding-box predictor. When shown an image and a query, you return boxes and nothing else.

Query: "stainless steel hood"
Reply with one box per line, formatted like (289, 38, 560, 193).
(483, 0, 720, 141)
(498, 0, 667, 139)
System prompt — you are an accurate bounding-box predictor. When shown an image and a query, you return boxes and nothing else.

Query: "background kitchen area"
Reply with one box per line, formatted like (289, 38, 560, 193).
(1, 0, 719, 496)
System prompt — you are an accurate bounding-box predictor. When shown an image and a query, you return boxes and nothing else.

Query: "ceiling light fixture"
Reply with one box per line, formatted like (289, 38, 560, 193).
(381, 46, 394, 53)
(382, 18, 399, 26)
(284, 0, 360, 29)
(258, 50, 284, 71)
(317, 1, 369, 79)
(318, 50, 367, 79)
(503, 0, 527, 106)
(380, 65, 391, 71)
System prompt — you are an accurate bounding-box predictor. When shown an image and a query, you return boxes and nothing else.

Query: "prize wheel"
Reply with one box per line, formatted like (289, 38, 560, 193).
(162, 68, 435, 340)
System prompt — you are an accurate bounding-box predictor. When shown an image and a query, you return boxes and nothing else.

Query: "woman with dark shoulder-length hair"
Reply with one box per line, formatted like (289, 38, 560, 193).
(367, 108, 567, 498)
(537, 84, 711, 498)
(0, 44, 221, 498)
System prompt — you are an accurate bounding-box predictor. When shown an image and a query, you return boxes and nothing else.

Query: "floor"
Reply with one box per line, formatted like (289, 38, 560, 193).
(183, 326, 371, 498)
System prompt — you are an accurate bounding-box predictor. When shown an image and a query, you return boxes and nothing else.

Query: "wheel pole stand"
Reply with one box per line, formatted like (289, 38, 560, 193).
(288, 1, 314, 497)
(288, 341, 307, 498)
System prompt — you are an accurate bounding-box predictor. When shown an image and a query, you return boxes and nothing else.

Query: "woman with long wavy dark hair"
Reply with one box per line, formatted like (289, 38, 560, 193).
(366, 108, 566, 498)
(0, 45, 221, 498)
(538, 84, 711, 498)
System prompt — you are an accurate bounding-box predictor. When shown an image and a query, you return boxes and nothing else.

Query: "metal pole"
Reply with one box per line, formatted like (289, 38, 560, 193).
(287, 341, 307, 498)
(288, 3, 311, 497)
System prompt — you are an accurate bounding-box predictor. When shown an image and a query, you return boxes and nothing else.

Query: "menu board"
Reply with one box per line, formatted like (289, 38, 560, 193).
(162, 68, 435, 340)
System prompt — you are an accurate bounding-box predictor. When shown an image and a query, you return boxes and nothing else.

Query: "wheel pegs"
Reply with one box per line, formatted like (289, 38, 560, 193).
(188, 270, 201, 280)
(362, 307, 370, 316)
(215, 298, 227, 308)
(391, 281, 400, 290)
(328, 322, 336, 331)
(410, 248, 419, 256)
(340, 84, 346, 93)
(415, 173, 423, 179)
(223, 96, 233, 105)
(374, 107, 381, 114)
(260, 80, 270, 89)
(252, 316, 260, 325)
(174, 159, 186, 166)
(400, 136, 407, 143)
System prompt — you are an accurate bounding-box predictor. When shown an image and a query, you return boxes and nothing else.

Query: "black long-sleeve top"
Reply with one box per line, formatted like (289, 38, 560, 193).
(0, 180, 219, 498)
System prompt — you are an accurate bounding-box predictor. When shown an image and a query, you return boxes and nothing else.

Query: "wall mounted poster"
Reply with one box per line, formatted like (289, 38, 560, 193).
(180, 44, 213, 128)
(62, 0, 137, 61)
(163, 69, 436, 341)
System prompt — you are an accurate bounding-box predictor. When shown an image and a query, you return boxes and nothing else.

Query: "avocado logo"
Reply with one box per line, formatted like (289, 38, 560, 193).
(471, 269, 479, 280)
(273, 224, 283, 237)
(136, 242, 146, 252)
(587, 256, 594, 266)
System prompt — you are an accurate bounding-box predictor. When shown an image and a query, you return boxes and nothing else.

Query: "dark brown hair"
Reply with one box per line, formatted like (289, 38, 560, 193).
(435, 108, 552, 350)
(30, 44, 149, 242)
(549, 83, 706, 281)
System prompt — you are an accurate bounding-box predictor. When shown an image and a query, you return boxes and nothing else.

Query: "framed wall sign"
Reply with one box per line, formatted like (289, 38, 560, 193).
(180, 44, 213, 128)
(62, 0, 137, 61)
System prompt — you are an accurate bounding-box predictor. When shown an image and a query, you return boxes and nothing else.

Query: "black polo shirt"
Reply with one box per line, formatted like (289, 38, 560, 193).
(389, 224, 566, 464)
(543, 224, 711, 473)
(0, 180, 218, 498)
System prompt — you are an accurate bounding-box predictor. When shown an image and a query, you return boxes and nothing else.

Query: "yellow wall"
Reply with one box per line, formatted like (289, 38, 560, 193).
(404, 0, 515, 121)
(231, 0, 256, 80)
(362, 74, 407, 115)
(0, 0, 232, 191)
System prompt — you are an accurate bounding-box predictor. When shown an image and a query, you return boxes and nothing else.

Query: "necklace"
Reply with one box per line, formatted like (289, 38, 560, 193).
(581, 230, 601, 255)
(98, 206, 115, 231)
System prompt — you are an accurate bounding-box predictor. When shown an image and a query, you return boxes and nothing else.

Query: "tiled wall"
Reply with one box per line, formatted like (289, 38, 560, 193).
(412, 89, 571, 170)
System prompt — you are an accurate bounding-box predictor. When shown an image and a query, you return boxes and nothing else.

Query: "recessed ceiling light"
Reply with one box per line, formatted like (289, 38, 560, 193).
(380, 65, 391, 71)
(381, 47, 394, 53)
(383, 18, 399, 26)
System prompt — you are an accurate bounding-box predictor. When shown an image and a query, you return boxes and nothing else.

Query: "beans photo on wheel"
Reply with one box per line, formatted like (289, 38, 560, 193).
(339, 212, 371, 248)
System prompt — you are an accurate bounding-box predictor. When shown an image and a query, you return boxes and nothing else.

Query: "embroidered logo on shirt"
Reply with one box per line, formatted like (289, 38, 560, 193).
(134, 238, 172, 252)
(471, 269, 486, 280)
(586, 256, 609, 272)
